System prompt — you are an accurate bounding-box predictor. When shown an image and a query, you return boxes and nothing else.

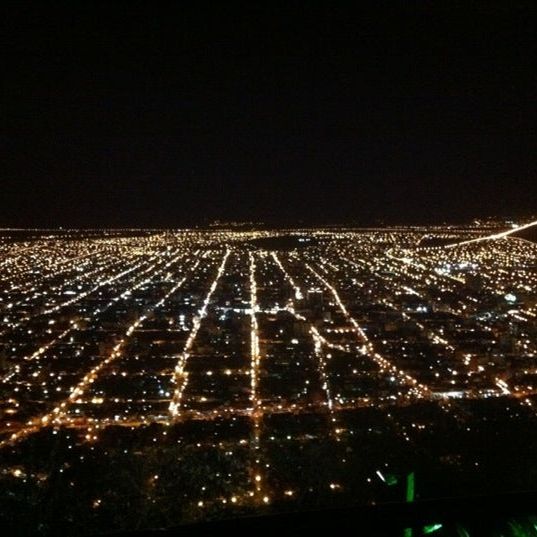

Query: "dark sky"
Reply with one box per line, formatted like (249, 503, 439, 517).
(2, 1, 536, 227)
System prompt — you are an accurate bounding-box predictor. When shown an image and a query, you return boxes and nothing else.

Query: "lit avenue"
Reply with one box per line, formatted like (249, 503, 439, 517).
(1, 221, 537, 534)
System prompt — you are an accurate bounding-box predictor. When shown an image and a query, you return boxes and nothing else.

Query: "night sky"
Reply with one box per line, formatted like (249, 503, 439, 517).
(3, 1, 536, 227)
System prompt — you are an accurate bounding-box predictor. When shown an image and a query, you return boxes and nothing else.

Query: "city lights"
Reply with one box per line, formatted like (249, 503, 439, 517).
(1, 222, 537, 529)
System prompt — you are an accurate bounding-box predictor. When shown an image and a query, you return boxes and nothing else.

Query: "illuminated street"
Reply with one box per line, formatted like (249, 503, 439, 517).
(1, 223, 537, 534)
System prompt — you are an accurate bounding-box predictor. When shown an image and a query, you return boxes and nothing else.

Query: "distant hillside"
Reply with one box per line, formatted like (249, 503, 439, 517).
(512, 225, 537, 243)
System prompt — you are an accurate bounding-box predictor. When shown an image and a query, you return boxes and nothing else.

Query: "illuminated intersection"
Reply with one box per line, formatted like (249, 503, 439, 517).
(1, 223, 537, 534)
